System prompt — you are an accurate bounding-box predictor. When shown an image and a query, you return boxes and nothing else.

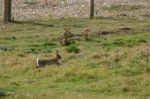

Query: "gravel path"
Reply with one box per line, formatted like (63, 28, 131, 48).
(0, 0, 150, 20)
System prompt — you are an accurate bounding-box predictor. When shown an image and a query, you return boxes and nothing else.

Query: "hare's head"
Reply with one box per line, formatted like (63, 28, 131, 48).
(56, 50, 61, 59)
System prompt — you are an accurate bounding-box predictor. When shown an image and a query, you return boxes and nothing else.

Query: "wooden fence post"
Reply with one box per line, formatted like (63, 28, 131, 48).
(90, 0, 94, 18)
(4, 0, 12, 22)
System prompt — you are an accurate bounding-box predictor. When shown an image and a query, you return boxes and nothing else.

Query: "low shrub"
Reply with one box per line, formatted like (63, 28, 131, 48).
(66, 45, 80, 53)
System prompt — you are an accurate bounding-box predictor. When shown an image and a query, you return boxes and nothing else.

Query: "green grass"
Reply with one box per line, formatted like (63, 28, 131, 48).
(0, 17, 150, 99)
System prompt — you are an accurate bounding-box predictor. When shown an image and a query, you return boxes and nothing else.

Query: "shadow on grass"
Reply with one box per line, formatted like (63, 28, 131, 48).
(11, 20, 55, 27)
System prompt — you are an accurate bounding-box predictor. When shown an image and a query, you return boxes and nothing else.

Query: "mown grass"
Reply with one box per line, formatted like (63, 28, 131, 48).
(0, 17, 150, 99)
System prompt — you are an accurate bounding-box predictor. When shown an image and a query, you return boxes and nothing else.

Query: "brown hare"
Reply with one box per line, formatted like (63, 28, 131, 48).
(36, 50, 61, 68)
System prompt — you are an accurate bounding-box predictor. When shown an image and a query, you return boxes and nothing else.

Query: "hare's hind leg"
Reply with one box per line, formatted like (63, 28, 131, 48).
(56, 62, 61, 66)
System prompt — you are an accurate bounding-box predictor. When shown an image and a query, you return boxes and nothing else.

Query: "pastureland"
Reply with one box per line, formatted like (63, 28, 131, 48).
(0, 17, 150, 99)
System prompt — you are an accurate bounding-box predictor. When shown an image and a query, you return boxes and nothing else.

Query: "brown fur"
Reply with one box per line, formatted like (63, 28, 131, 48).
(36, 50, 61, 68)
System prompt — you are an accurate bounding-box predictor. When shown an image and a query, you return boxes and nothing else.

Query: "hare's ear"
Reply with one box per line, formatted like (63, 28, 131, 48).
(64, 28, 67, 31)
(56, 50, 59, 55)
(64, 28, 71, 32)
(68, 28, 71, 31)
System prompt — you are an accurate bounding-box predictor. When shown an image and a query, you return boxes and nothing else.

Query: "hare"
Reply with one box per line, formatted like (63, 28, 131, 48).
(36, 50, 61, 68)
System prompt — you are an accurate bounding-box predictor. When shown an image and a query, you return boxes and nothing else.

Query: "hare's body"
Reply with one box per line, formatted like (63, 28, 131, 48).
(36, 50, 61, 68)
(37, 58, 60, 67)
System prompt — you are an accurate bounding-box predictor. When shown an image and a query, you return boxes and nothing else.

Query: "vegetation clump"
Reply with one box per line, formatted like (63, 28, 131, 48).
(66, 45, 80, 53)
(0, 89, 13, 97)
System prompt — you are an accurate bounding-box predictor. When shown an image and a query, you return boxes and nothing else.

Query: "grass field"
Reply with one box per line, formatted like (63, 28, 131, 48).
(0, 17, 150, 99)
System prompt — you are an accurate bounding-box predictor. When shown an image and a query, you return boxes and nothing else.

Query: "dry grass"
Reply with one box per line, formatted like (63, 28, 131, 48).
(0, 17, 150, 99)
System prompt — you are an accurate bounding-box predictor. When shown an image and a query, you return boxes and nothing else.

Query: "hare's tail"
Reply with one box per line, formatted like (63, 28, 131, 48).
(36, 58, 39, 67)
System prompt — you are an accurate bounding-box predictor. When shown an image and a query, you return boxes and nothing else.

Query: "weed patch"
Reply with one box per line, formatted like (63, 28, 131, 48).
(66, 45, 80, 53)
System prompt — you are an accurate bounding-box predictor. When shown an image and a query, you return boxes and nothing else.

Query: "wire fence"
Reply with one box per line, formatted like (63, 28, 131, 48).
(0, 0, 150, 21)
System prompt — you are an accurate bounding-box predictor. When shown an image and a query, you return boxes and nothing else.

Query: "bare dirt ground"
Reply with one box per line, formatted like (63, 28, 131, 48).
(0, 0, 150, 20)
